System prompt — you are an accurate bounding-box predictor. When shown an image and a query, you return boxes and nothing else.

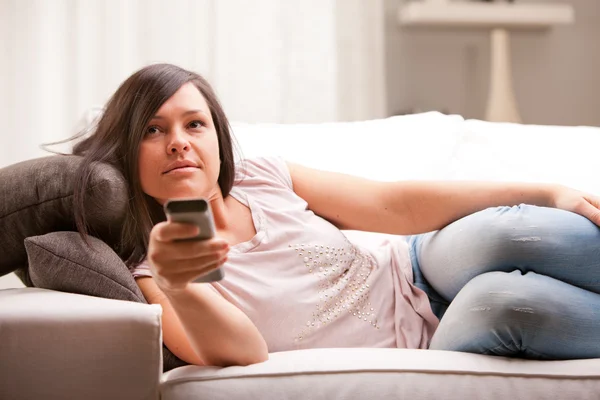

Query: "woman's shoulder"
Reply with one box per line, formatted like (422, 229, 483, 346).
(234, 156, 293, 190)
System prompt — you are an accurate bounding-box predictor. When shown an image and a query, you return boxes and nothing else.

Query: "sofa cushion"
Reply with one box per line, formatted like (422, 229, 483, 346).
(24, 231, 188, 372)
(161, 347, 600, 400)
(0, 155, 128, 279)
(25, 231, 146, 303)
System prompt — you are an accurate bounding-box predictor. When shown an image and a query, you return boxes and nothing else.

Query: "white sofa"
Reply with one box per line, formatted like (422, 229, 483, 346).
(2, 112, 600, 400)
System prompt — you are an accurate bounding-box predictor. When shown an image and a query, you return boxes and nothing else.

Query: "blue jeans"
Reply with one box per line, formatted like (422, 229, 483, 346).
(407, 204, 600, 359)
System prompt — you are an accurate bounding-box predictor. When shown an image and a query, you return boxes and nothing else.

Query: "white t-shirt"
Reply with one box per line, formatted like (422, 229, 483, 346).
(132, 156, 439, 352)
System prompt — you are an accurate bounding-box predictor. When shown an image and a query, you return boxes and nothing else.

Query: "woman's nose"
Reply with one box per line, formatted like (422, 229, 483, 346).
(167, 131, 190, 154)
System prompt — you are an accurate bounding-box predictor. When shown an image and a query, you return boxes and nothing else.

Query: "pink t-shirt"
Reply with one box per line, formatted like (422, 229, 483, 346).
(132, 156, 439, 352)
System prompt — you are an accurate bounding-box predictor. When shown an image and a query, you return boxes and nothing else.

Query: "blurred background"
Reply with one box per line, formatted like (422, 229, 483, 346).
(0, 0, 598, 169)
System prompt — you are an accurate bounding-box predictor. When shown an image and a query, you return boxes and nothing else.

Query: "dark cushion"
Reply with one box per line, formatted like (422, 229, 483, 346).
(25, 231, 188, 372)
(0, 155, 128, 278)
(26, 232, 145, 302)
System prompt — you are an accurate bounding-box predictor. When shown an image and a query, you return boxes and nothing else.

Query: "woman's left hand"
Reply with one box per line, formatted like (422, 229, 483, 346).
(552, 184, 600, 226)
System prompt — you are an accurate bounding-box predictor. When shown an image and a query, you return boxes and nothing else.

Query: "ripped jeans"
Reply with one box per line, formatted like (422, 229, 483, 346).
(408, 204, 600, 359)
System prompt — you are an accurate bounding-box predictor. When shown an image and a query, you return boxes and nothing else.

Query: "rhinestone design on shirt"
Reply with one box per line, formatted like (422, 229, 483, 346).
(290, 239, 381, 343)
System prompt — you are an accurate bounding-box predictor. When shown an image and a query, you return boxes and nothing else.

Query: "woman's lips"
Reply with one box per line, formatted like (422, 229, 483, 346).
(164, 166, 198, 175)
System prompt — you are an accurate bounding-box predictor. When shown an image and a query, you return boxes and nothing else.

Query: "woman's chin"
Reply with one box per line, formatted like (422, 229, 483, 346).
(144, 181, 212, 203)
(161, 187, 208, 201)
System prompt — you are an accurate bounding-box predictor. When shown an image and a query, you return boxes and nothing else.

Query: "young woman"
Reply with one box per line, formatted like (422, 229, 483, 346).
(71, 63, 600, 367)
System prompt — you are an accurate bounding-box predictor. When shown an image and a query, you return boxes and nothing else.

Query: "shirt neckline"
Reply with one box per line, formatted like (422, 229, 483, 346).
(227, 186, 267, 254)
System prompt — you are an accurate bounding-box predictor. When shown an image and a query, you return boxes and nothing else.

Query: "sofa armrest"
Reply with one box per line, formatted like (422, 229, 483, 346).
(0, 288, 163, 400)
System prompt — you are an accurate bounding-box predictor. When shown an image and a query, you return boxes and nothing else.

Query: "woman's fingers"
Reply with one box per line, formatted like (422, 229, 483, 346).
(176, 254, 229, 282)
(554, 188, 600, 227)
(149, 220, 229, 260)
(147, 220, 230, 290)
(154, 249, 229, 274)
(153, 237, 229, 261)
(584, 194, 600, 209)
(157, 253, 229, 291)
(153, 221, 200, 242)
(567, 194, 600, 227)
(580, 196, 600, 226)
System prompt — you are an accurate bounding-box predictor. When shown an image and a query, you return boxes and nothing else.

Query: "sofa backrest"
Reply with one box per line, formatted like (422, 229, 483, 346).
(232, 112, 600, 195)
(451, 119, 600, 194)
(231, 112, 466, 182)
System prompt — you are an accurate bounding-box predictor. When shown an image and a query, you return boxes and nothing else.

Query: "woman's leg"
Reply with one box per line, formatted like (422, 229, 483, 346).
(428, 270, 600, 359)
(414, 204, 600, 301)
(410, 204, 600, 358)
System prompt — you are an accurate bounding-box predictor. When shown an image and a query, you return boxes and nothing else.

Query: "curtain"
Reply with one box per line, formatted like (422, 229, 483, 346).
(0, 0, 386, 167)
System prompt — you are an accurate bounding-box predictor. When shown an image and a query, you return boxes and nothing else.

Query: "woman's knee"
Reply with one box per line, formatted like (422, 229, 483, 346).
(418, 204, 599, 301)
(475, 204, 597, 249)
(449, 271, 558, 322)
(419, 205, 548, 270)
(429, 271, 561, 352)
(475, 204, 548, 248)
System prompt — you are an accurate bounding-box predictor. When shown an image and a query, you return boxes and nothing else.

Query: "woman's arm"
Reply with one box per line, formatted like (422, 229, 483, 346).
(137, 276, 268, 367)
(142, 220, 268, 367)
(287, 162, 600, 234)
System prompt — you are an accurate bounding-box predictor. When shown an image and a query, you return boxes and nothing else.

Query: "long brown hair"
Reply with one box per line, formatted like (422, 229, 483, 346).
(59, 64, 236, 267)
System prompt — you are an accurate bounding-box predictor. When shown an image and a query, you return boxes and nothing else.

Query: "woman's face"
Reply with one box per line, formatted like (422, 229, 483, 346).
(138, 82, 221, 204)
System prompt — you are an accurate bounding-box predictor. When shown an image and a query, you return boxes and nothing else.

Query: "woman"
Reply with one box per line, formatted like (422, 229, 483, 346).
(71, 63, 600, 367)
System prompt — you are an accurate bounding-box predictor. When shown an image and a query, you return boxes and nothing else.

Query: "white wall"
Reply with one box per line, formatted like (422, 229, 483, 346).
(0, 0, 386, 289)
(384, 0, 600, 127)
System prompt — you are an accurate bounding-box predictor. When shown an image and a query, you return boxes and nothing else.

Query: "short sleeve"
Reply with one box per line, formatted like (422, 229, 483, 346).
(131, 260, 153, 279)
(236, 156, 293, 190)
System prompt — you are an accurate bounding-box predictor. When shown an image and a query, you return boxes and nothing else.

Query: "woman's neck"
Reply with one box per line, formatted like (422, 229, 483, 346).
(208, 190, 256, 246)
(208, 192, 231, 232)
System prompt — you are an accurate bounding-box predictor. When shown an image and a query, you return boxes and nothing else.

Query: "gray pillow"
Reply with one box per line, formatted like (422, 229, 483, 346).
(0, 155, 128, 279)
(26, 231, 145, 302)
(25, 231, 188, 372)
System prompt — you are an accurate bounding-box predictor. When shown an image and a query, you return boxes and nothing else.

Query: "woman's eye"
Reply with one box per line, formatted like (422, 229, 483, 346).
(188, 120, 204, 129)
(146, 126, 161, 135)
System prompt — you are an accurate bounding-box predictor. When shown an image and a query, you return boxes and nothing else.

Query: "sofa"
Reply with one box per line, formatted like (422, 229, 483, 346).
(1, 112, 600, 400)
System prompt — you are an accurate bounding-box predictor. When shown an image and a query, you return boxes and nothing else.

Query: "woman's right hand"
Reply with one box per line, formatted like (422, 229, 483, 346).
(147, 221, 230, 293)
